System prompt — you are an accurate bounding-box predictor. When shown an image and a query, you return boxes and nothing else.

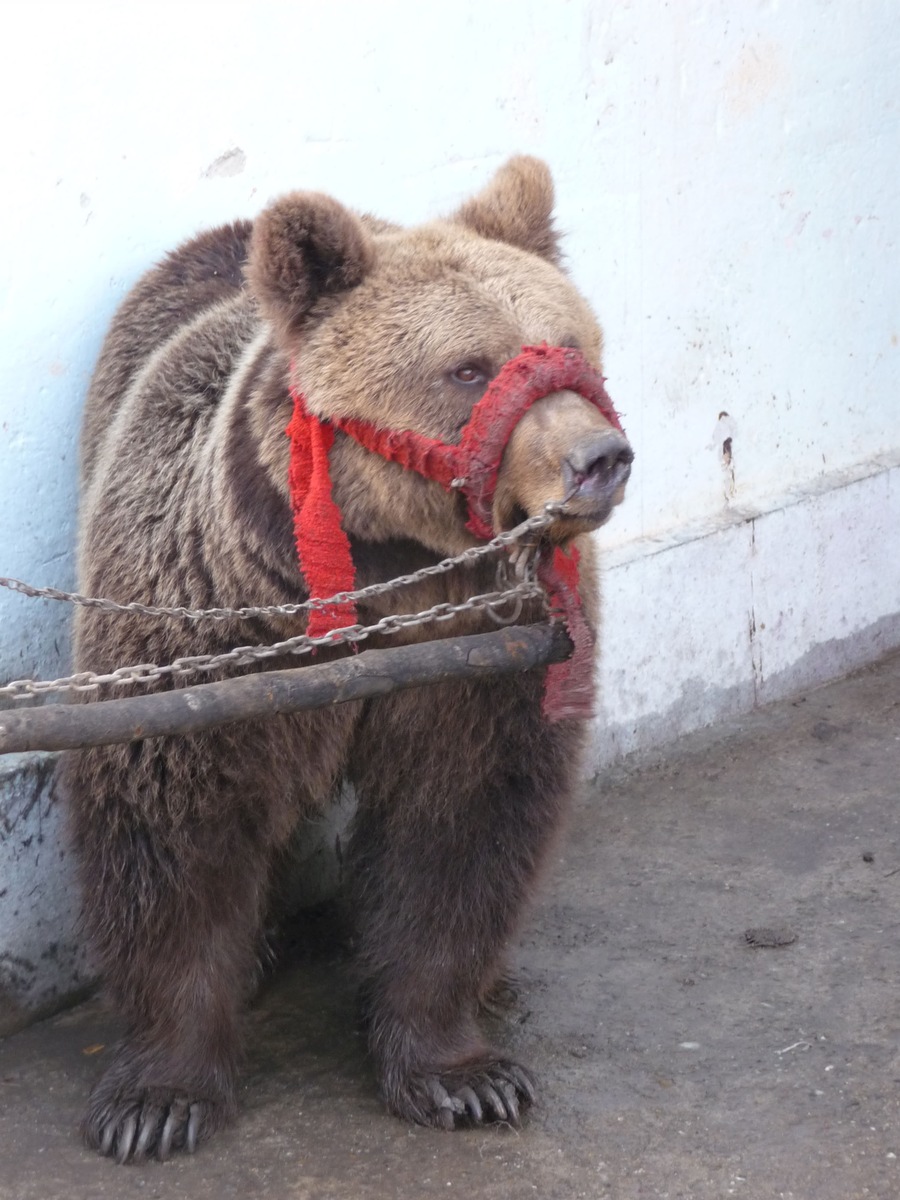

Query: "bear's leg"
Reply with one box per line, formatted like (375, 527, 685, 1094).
(348, 674, 583, 1129)
(64, 738, 275, 1163)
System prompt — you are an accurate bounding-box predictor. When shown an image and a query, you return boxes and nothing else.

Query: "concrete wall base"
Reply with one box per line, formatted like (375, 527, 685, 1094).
(592, 456, 900, 771)
(0, 752, 93, 1036)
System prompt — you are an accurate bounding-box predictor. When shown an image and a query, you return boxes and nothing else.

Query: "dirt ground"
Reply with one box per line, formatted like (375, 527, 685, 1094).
(1, 650, 899, 1200)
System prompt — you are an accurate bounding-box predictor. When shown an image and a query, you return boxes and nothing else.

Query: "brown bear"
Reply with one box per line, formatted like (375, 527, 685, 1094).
(59, 157, 632, 1163)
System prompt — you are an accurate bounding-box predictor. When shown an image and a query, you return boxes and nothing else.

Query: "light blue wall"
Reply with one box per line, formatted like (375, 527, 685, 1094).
(1, 0, 898, 1027)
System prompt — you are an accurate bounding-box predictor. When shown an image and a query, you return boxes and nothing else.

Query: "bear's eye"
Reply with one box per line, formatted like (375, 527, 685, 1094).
(451, 364, 488, 386)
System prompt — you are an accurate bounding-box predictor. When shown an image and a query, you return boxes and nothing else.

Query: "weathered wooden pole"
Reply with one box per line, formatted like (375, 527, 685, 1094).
(0, 624, 572, 755)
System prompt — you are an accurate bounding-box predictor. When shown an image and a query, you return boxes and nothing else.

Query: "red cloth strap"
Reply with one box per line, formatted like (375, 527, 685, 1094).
(539, 546, 595, 721)
(286, 398, 357, 639)
(457, 344, 622, 539)
(325, 418, 461, 491)
(287, 344, 623, 718)
(328, 345, 621, 540)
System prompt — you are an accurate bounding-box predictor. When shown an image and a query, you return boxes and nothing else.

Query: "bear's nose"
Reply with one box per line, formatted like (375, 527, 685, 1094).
(562, 430, 634, 502)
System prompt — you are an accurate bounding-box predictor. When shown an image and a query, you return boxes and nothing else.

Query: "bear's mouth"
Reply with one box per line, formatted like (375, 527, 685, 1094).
(498, 447, 633, 544)
(549, 434, 633, 537)
(560, 450, 633, 520)
(561, 430, 633, 511)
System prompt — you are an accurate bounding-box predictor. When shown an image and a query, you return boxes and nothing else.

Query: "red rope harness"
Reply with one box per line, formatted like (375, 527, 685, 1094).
(286, 344, 624, 721)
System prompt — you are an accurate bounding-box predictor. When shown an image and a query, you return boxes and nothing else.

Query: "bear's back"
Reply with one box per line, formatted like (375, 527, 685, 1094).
(81, 220, 254, 487)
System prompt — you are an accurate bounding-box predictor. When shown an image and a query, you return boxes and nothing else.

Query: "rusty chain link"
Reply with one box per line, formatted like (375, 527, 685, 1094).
(0, 511, 555, 622)
(0, 508, 563, 701)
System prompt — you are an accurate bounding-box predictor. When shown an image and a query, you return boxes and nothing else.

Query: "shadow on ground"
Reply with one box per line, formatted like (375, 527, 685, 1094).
(2, 651, 899, 1199)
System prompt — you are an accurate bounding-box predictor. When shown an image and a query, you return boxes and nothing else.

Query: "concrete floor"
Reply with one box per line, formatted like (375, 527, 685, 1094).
(1, 649, 899, 1200)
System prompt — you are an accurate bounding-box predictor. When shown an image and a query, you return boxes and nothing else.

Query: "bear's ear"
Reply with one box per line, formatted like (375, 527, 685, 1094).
(246, 192, 375, 337)
(452, 156, 560, 264)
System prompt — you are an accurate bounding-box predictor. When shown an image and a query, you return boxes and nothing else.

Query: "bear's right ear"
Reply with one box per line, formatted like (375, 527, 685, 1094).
(246, 193, 375, 338)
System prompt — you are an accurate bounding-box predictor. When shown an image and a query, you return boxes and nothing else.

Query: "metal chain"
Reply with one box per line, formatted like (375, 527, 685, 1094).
(0, 507, 564, 701)
(0, 584, 547, 700)
(0, 511, 556, 622)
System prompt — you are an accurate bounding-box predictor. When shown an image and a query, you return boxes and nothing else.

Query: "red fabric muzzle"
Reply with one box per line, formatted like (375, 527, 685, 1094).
(286, 344, 624, 721)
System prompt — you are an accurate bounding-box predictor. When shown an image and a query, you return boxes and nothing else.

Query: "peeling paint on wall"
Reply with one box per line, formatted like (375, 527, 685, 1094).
(723, 39, 786, 118)
(710, 410, 737, 500)
(202, 148, 247, 180)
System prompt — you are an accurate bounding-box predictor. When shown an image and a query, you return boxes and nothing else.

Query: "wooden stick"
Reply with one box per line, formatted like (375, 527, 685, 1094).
(0, 624, 572, 755)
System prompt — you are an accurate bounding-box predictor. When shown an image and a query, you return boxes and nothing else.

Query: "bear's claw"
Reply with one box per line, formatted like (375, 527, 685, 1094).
(402, 1059, 537, 1130)
(87, 1094, 211, 1163)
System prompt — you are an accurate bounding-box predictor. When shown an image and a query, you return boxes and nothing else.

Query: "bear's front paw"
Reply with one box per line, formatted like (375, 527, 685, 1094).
(82, 1038, 236, 1163)
(392, 1059, 538, 1131)
(84, 1086, 229, 1163)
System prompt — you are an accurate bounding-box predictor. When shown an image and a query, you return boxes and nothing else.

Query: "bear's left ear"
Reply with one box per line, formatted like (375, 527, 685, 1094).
(246, 192, 375, 339)
(452, 156, 561, 264)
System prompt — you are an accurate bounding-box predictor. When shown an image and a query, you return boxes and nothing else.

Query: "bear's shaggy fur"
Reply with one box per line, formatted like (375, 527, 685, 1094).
(59, 157, 631, 1162)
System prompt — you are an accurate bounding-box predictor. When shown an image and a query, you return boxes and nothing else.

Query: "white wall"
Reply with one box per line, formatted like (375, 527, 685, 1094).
(1, 0, 898, 1023)
(1, 1, 897, 675)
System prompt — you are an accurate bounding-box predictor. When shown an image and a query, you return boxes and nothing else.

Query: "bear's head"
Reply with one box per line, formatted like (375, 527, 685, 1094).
(245, 156, 632, 557)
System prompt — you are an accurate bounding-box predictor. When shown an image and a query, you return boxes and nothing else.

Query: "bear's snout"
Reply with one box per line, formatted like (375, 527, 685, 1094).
(493, 390, 633, 540)
(561, 429, 633, 514)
